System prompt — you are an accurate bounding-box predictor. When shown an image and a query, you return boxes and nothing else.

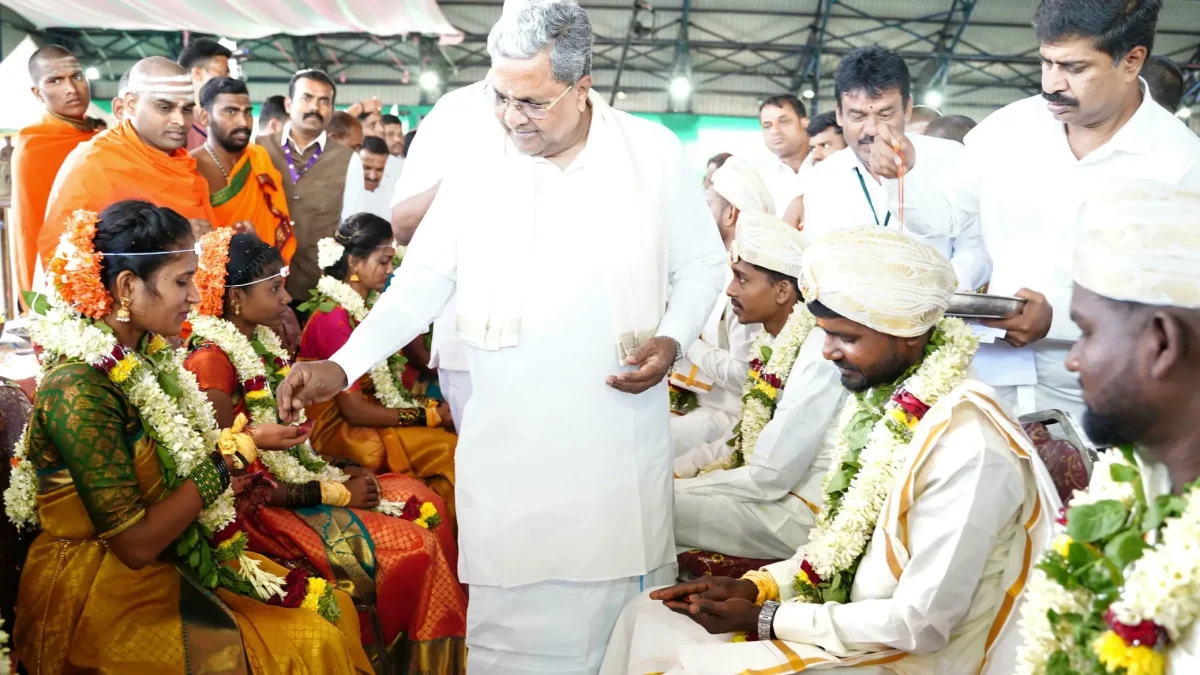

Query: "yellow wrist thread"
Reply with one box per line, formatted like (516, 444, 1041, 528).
(319, 481, 352, 507)
(219, 413, 258, 469)
(424, 400, 441, 428)
(742, 570, 780, 606)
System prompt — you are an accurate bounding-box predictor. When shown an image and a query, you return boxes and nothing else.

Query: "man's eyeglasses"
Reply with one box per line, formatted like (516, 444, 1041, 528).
(485, 80, 576, 120)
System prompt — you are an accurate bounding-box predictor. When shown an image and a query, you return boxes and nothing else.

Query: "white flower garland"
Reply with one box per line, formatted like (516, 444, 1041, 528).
(188, 314, 347, 485)
(317, 237, 346, 271)
(2, 423, 36, 529)
(795, 317, 978, 587)
(0, 614, 9, 675)
(315, 276, 419, 410)
(1016, 452, 1200, 674)
(700, 304, 815, 474)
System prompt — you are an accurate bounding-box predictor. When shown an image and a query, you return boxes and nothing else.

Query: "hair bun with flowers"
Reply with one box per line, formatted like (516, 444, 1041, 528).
(317, 237, 345, 271)
(50, 210, 111, 319)
(195, 228, 234, 317)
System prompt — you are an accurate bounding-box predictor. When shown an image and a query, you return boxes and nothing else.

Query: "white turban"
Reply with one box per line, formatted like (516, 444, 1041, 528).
(711, 156, 775, 216)
(1073, 181, 1200, 309)
(800, 227, 957, 337)
(730, 212, 808, 278)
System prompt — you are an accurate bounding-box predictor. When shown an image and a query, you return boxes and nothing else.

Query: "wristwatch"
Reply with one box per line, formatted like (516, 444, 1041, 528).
(758, 600, 780, 642)
(668, 337, 683, 366)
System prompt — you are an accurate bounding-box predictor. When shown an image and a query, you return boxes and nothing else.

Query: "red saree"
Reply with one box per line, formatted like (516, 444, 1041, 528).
(184, 343, 466, 673)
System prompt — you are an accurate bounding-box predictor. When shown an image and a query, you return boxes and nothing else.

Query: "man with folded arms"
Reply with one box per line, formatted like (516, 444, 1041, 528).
(603, 227, 1059, 675)
(674, 212, 844, 561)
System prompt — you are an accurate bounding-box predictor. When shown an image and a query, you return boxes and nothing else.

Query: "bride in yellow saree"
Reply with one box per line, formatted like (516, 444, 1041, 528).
(5, 202, 370, 674)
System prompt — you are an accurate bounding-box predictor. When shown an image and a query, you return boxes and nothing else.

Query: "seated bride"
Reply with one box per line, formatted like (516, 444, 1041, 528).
(183, 229, 467, 672)
(5, 201, 371, 673)
(297, 213, 458, 520)
(602, 227, 1060, 675)
(674, 212, 845, 561)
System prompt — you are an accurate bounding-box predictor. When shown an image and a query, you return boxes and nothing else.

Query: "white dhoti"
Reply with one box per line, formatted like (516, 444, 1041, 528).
(469, 565, 677, 675)
(438, 367, 473, 432)
(670, 408, 737, 457)
(674, 492, 816, 560)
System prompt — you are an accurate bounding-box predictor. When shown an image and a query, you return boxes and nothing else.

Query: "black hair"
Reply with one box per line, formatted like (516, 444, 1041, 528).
(225, 233, 283, 289)
(94, 200, 193, 292)
(325, 213, 393, 281)
(708, 152, 732, 168)
(834, 46, 911, 107)
(759, 94, 807, 120)
(258, 95, 287, 131)
(751, 263, 801, 299)
(28, 44, 76, 82)
(806, 111, 842, 136)
(401, 129, 417, 158)
(381, 114, 402, 127)
(361, 136, 389, 156)
(199, 76, 248, 113)
(1033, 0, 1161, 62)
(177, 38, 233, 71)
(356, 111, 377, 123)
(806, 299, 842, 321)
(288, 68, 337, 102)
(1141, 55, 1184, 111)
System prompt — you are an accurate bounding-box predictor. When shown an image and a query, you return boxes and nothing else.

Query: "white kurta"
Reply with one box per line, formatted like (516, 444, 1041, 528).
(602, 381, 1058, 675)
(673, 327, 846, 559)
(800, 135, 991, 292)
(670, 269, 762, 455)
(948, 82, 1200, 417)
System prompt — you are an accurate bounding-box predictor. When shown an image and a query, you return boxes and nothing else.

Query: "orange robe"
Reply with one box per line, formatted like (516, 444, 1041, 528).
(210, 144, 297, 263)
(39, 120, 218, 265)
(11, 114, 98, 296)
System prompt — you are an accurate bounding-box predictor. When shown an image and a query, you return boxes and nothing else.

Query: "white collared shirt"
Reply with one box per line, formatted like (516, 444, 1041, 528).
(281, 121, 365, 223)
(801, 135, 992, 291)
(947, 83, 1200, 413)
(761, 154, 813, 216)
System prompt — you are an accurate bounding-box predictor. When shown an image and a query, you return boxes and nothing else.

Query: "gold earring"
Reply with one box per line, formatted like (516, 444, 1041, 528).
(232, 300, 241, 316)
(349, 271, 360, 283)
(116, 296, 131, 322)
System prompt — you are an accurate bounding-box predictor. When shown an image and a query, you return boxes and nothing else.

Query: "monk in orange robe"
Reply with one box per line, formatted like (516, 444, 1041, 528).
(40, 56, 217, 265)
(191, 77, 296, 263)
(11, 45, 99, 296)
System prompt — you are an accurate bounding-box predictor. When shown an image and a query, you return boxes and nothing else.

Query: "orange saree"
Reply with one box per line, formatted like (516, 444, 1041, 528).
(11, 114, 98, 295)
(184, 343, 467, 673)
(298, 307, 458, 523)
(210, 144, 297, 263)
(39, 120, 218, 264)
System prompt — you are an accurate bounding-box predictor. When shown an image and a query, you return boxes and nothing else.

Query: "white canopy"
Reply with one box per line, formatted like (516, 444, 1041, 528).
(2, 0, 463, 42)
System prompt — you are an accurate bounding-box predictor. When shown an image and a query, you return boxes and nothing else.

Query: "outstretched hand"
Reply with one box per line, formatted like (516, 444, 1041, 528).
(276, 360, 349, 424)
(607, 336, 676, 394)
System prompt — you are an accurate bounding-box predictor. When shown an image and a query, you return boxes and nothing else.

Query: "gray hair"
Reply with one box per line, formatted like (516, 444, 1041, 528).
(487, 1, 593, 85)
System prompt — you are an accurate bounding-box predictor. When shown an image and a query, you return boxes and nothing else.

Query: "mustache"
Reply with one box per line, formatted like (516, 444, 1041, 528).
(858, 134, 874, 146)
(303, 112, 324, 122)
(229, 127, 250, 137)
(1042, 90, 1079, 107)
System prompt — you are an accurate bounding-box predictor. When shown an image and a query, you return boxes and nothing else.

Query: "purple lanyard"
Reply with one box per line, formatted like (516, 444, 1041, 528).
(282, 139, 323, 185)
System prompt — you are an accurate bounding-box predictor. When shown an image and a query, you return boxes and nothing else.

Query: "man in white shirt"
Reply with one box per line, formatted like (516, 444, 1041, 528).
(669, 156, 771, 454)
(356, 136, 394, 220)
(1046, 183, 1200, 670)
(757, 94, 811, 214)
(674, 212, 844, 561)
(602, 228, 1058, 675)
(937, 0, 1200, 418)
(277, 4, 726, 673)
(794, 46, 991, 292)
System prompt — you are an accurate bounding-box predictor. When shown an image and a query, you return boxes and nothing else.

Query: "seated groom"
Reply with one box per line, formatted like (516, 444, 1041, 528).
(674, 212, 845, 560)
(670, 156, 775, 455)
(602, 227, 1060, 675)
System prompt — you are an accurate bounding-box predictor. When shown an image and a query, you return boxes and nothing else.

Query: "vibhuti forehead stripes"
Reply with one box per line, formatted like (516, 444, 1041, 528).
(128, 73, 194, 100)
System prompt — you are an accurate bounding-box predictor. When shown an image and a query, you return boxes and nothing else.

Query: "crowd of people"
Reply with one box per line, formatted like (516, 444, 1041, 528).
(1, 0, 1200, 674)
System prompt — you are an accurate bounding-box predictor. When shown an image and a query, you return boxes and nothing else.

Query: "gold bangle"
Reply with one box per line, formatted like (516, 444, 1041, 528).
(424, 400, 441, 428)
(319, 481, 352, 507)
(741, 570, 780, 606)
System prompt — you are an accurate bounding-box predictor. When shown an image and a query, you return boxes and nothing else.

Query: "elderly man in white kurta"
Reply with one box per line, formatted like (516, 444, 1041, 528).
(600, 228, 1060, 675)
(674, 212, 844, 561)
(276, 4, 726, 674)
(669, 156, 773, 455)
(1014, 184, 1200, 673)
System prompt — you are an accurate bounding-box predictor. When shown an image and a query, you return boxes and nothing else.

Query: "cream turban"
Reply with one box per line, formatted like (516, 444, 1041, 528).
(711, 156, 776, 216)
(1073, 182, 1200, 309)
(800, 227, 957, 337)
(730, 212, 808, 279)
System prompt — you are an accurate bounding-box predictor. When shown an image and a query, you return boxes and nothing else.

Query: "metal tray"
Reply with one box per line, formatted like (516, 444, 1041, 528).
(946, 293, 1027, 319)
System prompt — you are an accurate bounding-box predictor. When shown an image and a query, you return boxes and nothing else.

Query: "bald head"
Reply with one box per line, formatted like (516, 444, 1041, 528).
(328, 111, 364, 151)
(29, 44, 90, 120)
(924, 114, 977, 144)
(126, 57, 195, 153)
(908, 105, 941, 135)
